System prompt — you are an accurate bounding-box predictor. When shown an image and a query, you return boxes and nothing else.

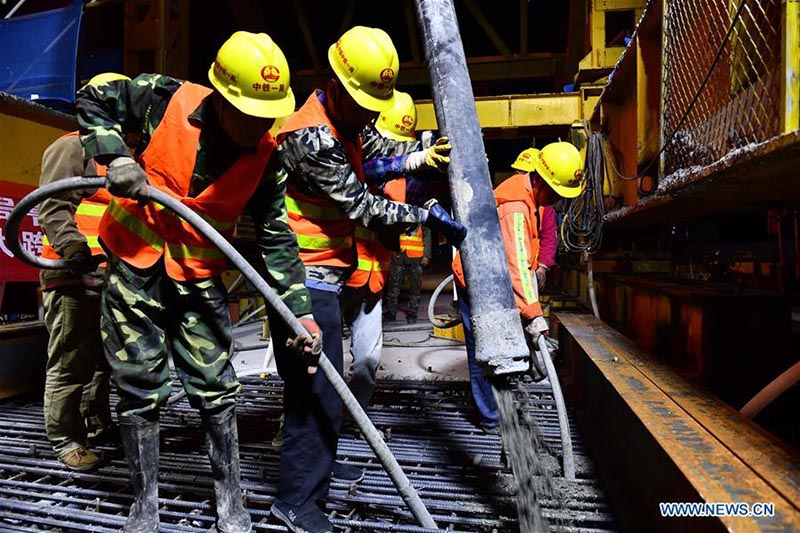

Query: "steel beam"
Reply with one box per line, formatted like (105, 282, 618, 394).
(415, 92, 583, 131)
(555, 312, 800, 533)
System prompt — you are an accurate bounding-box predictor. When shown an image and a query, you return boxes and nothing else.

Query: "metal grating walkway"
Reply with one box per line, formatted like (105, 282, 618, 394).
(0, 377, 620, 532)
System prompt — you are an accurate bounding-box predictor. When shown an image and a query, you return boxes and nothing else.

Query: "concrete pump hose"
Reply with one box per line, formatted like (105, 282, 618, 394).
(537, 335, 576, 480)
(427, 274, 462, 328)
(6, 177, 438, 530)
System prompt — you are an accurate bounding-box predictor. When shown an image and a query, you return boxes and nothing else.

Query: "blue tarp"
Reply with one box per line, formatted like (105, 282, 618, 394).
(0, 1, 83, 104)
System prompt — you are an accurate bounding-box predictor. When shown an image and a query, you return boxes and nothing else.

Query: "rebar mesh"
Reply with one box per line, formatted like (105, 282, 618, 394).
(662, 0, 782, 175)
(0, 376, 620, 532)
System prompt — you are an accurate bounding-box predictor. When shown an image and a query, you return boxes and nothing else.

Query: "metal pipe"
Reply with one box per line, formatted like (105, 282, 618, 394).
(4, 177, 438, 530)
(537, 335, 576, 480)
(414, 0, 529, 376)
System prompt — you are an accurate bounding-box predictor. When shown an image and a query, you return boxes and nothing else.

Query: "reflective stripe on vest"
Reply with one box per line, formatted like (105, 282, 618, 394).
(40, 197, 110, 259)
(40, 132, 111, 261)
(98, 82, 275, 281)
(279, 91, 361, 268)
(400, 227, 424, 258)
(345, 176, 407, 292)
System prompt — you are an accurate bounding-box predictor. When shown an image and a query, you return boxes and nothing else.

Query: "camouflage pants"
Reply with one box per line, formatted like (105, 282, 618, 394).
(43, 286, 112, 455)
(384, 255, 423, 318)
(101, 256, 240, 422)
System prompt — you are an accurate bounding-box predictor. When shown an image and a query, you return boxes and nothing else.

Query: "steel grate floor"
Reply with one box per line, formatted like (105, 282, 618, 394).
(0, 376, 620, 532)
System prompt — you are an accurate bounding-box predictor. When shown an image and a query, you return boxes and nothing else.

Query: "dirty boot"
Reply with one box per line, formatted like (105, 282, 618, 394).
(206, 411, 252, 533)
(119, 417, 160, 533)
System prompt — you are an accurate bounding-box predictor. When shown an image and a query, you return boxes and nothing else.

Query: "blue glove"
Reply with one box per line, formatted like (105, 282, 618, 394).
(422, 199, 467, 245)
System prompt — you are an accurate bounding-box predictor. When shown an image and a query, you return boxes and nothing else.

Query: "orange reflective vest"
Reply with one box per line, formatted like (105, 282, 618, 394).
(384, 178, 424, 259)
(344, 177, 407, 292)
(279, 90, 366, 271)
(452, 173, 543, 319)
(41, 132, 111, 261)
(99, 82, 276, 281)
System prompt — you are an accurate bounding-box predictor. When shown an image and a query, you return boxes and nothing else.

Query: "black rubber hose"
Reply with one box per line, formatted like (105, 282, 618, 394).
(6, 177, 438, 529)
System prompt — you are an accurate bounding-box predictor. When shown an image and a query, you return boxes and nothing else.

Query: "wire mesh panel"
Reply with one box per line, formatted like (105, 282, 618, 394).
(662, 0, 782, 175)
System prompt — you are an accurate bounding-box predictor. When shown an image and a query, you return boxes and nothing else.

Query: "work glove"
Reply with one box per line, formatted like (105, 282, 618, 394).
(524, 316, 549, 343)
(423, 136, 451, 172)
(405, 136, 451, 173)
(64, 245, 103, 276)
(286, 314, 323, 375)
(535, 265, 548, 288)
(422, 198, 467, 246)
(107, 156, 148, 201)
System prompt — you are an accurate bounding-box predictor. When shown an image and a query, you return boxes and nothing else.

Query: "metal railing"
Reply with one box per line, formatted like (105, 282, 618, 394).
(661, 0, 783, 176)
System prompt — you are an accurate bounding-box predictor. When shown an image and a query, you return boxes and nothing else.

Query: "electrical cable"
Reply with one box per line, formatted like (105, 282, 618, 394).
(561, 130, 605, 255)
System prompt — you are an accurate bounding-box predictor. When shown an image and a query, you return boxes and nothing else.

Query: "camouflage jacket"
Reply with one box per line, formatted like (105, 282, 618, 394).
(75, 73, 311, 316)
(278, 110, 423, 287)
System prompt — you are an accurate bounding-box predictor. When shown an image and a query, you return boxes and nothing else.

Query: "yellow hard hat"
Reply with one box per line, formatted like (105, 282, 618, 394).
(208, 31, 295, 118)
(375, 90, 417, 141)
(511, 148, 539, 172)
(328, 26, 398, 112)
(87, 72, 131, 85)
(534, 142, 585, 198)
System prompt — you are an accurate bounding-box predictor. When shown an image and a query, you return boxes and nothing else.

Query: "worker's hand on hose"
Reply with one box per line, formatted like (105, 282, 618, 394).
(535, 265, 548, 288)
(286, 315, 323, 374)
(107, 156, 148, 203)
(405, 137, 451, 173)
(64, 244, 103, 276)
(524, 316, 549, 343)
(422, 199, 467, 246)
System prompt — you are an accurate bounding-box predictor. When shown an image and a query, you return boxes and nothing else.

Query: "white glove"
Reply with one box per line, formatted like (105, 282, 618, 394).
(524, 316, 549, 343)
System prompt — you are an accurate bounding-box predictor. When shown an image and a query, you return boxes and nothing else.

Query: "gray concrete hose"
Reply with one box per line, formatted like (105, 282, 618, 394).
(6, 176, 438, 530)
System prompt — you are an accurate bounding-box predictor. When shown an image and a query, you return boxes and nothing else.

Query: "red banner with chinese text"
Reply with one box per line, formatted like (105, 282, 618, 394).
(0, 180, 43, 282)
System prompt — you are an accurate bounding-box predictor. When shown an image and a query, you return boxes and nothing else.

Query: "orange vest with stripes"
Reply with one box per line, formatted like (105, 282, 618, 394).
(279, 91, 366, 272)
(345, 176, 406, 292)
(382, 178, 424, 259)
(98, 82, 276, 281)
(41, 132, 111, 261)
(452, 173, 541, 291)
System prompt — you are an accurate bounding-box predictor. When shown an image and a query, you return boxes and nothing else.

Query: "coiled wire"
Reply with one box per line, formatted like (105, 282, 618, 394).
(561, 130, 605, 254)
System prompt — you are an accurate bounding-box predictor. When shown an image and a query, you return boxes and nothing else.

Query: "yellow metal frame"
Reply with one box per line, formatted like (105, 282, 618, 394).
(782, 0, 800, 133)
(0, 109, 71, 187)
(415, 93, 584, 131)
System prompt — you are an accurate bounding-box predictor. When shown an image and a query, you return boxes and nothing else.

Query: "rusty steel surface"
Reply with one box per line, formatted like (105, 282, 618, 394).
(604, 131, 800, 228)
(587, 274, 795, 411)
(0, 376, 619, 532)
(556, 311, 800, 532)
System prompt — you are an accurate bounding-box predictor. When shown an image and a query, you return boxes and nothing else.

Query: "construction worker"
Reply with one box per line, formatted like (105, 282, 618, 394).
(75, 32, 319, 533)
(38, 73, 128, 471)
(272, 26, 466, 532)
(340, 90, 440, 412)
(512, 148, 559, 289)
(372, 94, 435, 325)
(453, 142, 584, 433)
(383, 220, 432, 324)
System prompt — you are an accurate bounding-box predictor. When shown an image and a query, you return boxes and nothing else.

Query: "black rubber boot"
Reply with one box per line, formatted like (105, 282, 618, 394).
(119, 417, 160, 533)
(206, 411, 252, 533)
